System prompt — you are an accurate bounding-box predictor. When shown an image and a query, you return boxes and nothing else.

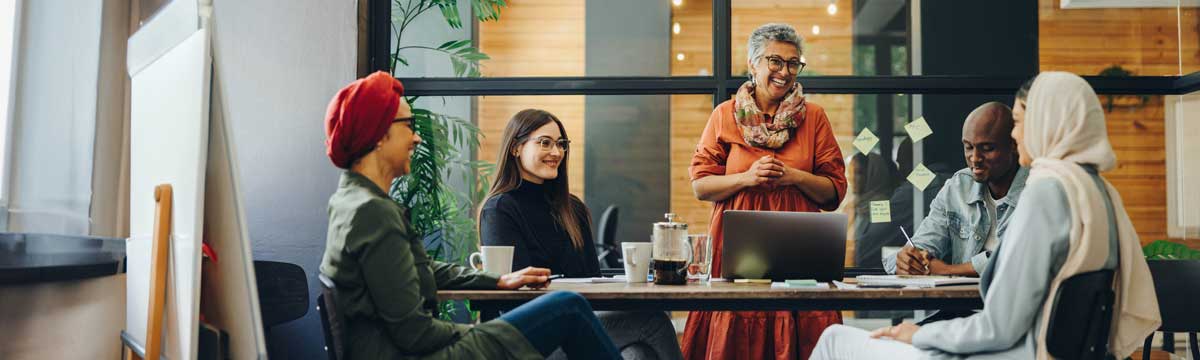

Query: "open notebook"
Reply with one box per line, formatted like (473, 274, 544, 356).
(856, 275, 980, 288)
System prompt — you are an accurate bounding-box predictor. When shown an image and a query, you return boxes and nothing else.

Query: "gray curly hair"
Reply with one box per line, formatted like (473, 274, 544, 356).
(746, 23, 804, 65)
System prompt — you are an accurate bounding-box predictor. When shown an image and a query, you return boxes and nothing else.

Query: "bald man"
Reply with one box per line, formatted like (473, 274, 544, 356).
(883, 102, 1029, 278)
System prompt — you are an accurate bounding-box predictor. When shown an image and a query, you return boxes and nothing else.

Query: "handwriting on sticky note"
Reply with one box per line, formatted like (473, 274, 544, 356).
(853, 128, 879, 154)
(870, 200, 891, 223)
(904, 116, 933, 143)
(908, 163, 936, 191)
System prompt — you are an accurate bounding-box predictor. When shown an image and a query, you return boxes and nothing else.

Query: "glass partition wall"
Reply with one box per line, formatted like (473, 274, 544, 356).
(374, 0, 1198, 272)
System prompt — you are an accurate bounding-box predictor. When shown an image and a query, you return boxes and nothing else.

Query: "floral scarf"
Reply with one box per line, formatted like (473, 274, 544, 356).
(733, 80, 807, 149)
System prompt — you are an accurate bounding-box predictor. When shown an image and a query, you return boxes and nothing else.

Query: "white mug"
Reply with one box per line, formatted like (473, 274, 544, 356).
(469, 246, 514, 274)
(622, 242, 652, 283)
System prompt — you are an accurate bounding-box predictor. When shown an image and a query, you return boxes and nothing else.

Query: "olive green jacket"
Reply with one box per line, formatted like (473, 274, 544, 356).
(320, 171, 542, 360)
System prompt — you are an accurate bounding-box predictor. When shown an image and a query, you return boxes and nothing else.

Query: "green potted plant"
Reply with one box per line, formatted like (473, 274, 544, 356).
(387, 0, 507, 321)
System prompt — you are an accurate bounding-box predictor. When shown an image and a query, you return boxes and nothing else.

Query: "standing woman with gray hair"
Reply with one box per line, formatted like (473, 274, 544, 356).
(682, 23, 848, 360)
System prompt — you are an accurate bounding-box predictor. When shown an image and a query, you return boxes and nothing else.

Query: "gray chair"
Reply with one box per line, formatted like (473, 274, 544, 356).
(595, 205, 621, 269)
(316, 274, 344, 360)
(1143, 260, 1200, 360)
(1045, 269, 1116, 360)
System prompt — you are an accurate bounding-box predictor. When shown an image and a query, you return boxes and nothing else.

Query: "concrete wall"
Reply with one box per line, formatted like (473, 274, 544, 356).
(209, 0, 356, 357)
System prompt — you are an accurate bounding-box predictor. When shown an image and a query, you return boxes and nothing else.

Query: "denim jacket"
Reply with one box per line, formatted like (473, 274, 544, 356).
(883, 166, 1029, 275)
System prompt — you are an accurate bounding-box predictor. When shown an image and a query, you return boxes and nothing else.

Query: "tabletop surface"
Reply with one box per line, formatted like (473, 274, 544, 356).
(438, 280, 981, 301)
(0, 233, 125, 284)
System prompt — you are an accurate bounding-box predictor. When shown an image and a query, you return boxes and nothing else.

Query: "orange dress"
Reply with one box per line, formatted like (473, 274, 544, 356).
(682, 100, 848, 360)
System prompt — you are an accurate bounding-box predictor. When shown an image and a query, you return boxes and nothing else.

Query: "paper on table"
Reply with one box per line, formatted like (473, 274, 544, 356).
(904, 116, 934, 143)
(870, 200, 891, 223)
(553, 277, 626, 283)
(771, 281, 828, 289)
(832, 280, 859, 290)
(853, 128, 879, 154)
(907, 163, 936, 191)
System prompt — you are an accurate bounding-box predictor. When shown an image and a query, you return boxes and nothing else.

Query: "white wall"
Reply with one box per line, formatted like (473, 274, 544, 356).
(208, 0, 356, 357)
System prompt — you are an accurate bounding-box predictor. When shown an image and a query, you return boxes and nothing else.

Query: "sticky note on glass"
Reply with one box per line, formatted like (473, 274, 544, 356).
(870, 200, 891, 223)
(853, 128, 879, 154)
(904, 116, 933, 143)
(907, 163, 936, 191)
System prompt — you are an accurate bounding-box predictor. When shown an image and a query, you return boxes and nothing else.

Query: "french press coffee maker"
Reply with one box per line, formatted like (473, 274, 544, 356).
(651, 213, 691, 285)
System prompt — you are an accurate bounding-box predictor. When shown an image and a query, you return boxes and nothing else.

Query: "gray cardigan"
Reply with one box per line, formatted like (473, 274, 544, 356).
(910, 168, 1118, 359)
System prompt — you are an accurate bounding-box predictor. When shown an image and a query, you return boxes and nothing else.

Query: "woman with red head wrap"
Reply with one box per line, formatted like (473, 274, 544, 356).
(318, 71, 620, 360)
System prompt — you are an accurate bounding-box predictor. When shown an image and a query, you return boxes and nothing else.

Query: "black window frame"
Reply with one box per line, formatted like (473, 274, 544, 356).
(365, 0, 1198, 274)
(366, 0, 1197, 102)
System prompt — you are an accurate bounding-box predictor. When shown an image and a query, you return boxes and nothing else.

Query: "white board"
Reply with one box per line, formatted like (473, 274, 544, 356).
(199, 72, 267, 359)
(128, 27, 210, 360)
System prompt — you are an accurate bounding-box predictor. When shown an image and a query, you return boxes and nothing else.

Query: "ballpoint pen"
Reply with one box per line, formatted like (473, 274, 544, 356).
(899, 226, 929, 273)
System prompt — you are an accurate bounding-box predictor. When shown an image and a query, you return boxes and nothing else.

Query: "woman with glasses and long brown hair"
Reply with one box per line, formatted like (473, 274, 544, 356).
(681, 23, 848, 360)
(319, 73, 621, 360)
(480, 109, 684, 360)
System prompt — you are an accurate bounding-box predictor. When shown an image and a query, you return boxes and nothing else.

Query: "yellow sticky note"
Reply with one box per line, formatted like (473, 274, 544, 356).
(853, 128, 879, 154)
(904, 116, 933, 143)
(870, 200, 891, 223)
(908, 163, 936, 191)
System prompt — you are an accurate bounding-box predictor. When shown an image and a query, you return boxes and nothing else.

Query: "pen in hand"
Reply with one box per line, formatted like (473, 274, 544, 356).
(899, 226, 929, 274)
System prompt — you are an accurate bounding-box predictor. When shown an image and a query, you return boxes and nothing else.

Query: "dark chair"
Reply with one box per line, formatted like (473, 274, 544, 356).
(254, 261, 309, 329)
(595, 205, 621, 268)
(1045, 269, 1116, 360)
(1143, 260, 1200, 360)
(317, 274, 344, 360)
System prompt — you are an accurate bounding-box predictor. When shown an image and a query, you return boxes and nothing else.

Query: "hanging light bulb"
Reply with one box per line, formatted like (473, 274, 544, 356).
(673, 22, 681, 34)
(827, 2, 838, 15)
(672, 0, 682, 6)
(812, 25, 821, 35)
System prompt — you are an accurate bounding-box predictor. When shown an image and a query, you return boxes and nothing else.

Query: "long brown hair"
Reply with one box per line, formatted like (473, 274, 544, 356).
(482, 109, 590, 250)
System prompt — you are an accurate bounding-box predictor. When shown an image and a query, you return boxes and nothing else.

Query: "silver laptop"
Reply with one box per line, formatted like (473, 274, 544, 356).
(720, 210, 847, 282)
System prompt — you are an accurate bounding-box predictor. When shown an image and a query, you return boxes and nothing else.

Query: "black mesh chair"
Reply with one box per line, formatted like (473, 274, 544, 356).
(595, 205, 621, 269)
(1045, 269, 1116, 360)
(317, 274, 344, 360)
(254, 261, 309, 329)
(1143, 260, 1200, 360)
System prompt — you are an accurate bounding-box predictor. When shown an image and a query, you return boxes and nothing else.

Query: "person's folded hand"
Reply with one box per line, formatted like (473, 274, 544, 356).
(497, 266, 551, 290)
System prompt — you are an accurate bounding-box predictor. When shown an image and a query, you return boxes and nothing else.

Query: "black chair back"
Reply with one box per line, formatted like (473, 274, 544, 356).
(1147, 260, 1200, 332)
(1143, 260, 1200, 360)
(317, 274, 344, 360)
(1045, 269, 1116, 360)
(254, 261, 309, 328)
(596, 205, 621, 268)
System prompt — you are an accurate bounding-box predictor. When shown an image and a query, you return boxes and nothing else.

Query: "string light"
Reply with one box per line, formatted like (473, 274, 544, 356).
(827, 2, 838, 15)
(676, 53, 686, 61)
(673, 22, 681, 34)
(812, 25, 820, 35)
(672, 0, 682, 6)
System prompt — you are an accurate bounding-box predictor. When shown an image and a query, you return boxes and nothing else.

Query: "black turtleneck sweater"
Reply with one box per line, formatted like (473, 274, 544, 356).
(479, 181, 600, 278)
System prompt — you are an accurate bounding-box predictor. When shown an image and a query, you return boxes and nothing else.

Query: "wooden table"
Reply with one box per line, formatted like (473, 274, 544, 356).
(439, 281, 983, 320)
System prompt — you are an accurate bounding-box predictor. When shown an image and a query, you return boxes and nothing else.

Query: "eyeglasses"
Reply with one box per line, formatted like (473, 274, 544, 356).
(531, 136, 570, 152)
(393, 116, 415, 130)
(762, 55, 805, 74)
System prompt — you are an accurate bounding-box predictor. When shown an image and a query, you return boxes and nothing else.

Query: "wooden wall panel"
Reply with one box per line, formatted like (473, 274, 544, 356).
(1039, 0, 1198, 243)
(477, 0, 586, 197)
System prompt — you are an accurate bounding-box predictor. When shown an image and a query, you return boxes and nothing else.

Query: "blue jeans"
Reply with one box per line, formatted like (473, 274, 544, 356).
(500, 291, 621, 360)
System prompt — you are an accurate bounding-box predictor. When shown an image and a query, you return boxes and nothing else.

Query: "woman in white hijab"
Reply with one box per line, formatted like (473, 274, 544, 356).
(809, 71, 1161, 360)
